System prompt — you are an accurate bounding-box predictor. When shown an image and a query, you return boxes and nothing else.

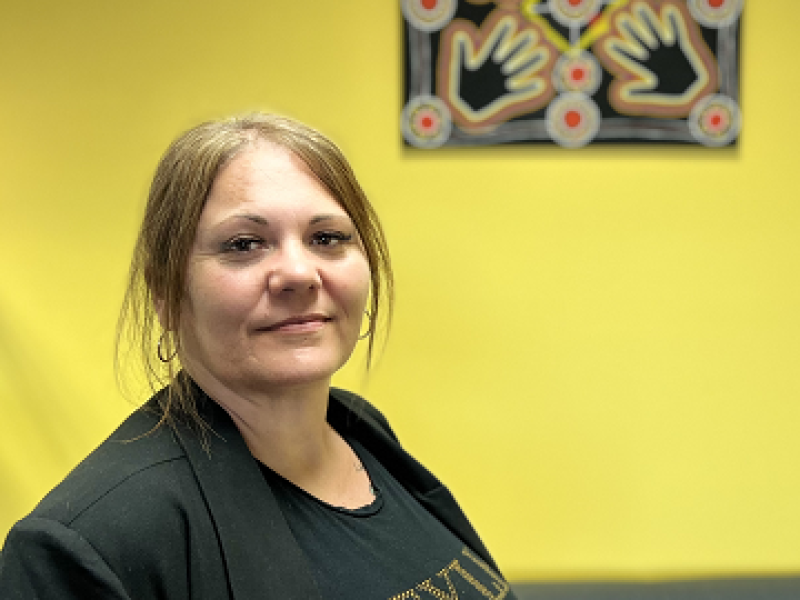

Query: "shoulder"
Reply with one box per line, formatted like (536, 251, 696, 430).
(2, 406, 223, 598)
(30, 406, 189, 526)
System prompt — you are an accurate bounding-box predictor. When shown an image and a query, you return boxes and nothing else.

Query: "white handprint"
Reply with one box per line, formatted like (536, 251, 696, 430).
(593, 0, 719, 117)
(438, 10, 557, 129)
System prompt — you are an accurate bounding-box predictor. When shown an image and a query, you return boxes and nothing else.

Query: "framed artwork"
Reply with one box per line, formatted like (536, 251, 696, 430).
(402, 0, 742, 148)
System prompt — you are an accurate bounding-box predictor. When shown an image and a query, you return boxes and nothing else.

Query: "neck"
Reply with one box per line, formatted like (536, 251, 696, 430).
(185, 367, 374, 509)
(185, 365, 341, 485)
(223, 383, 336, 473)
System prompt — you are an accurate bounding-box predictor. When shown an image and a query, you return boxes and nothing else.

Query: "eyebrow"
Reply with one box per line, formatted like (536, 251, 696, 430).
(309, 214, 345, 225)
(231, 213, 268, 225)
(223, 213, 345, 226)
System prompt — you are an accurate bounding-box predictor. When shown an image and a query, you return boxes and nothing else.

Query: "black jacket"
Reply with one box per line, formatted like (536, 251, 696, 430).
(0, 385, 497, 599)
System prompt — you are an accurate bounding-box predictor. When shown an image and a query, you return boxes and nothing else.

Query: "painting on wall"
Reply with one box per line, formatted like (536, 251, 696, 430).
(401, 0, 742, 148)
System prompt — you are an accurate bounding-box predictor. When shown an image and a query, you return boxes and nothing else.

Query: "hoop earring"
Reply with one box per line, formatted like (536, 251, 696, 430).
(358, 310, 374, 341)
(157, 331, 178, 363)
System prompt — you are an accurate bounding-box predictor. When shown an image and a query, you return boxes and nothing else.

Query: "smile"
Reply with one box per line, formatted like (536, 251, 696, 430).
(261, 315, 332, 333)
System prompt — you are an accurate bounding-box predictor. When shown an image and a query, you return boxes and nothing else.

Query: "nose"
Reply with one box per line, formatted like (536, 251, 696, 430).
(267, 241, 321, 295)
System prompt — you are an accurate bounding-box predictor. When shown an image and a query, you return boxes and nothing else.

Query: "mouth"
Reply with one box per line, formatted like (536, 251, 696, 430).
(261, 314, 332, 332)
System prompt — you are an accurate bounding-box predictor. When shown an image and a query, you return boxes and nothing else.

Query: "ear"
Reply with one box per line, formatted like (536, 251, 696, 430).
(153, 294, 170, 331)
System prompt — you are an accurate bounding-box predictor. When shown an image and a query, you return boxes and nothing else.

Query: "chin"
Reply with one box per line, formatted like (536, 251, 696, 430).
(187, 344, 356, 396)
(247, 353, 350, 389)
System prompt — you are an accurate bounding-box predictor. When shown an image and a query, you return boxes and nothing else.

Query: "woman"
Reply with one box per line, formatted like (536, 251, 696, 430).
(0, 113, 517, 599)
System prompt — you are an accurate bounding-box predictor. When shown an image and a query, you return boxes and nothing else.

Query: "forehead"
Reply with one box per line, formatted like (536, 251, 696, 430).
(202, 142, 345, 218)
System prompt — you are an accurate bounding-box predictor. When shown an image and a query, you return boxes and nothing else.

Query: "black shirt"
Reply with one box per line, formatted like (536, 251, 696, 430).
(259, 438, 517, 599)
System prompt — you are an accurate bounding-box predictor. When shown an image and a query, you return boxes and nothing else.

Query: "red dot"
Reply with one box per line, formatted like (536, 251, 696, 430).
(421, 0, 438, 9)
(711, 115, 722, 127)
(708, 0, 725, 7)
(421, 116, 434, 129)
(565, 110, 582, 128)
(568, 0, 582, 6)
(571, 67, 586, 82)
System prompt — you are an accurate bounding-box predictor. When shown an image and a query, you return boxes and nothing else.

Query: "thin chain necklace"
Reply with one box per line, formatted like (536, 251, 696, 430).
(354, 459, 376, 497)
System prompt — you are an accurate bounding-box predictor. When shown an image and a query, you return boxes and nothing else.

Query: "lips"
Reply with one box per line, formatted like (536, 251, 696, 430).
(261, 314, 332, 332)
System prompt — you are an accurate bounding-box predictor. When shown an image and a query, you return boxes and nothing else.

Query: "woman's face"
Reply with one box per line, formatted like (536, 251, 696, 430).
(177, 142, 371, 397)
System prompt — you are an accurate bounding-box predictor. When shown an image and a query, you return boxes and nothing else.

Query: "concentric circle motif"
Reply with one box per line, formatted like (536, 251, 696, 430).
(402, 95, 452, 148)
(688, 94, 741, 146)
(546, 92, 600, 148)
(548, 0, 603, 28)
(688, 0, 743, 28)
(553, 51, 602, 95)
(402, 0, 457, 33)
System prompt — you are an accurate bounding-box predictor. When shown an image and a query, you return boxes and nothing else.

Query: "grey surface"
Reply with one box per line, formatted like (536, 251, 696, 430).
(510, 576, 800, 599)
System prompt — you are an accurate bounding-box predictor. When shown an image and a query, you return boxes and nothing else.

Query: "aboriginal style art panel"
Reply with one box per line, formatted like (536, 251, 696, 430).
(401, 0, 742, 148)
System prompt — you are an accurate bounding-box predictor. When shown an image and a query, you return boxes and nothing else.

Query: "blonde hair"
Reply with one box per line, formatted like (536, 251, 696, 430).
(117, 113, 393, 425)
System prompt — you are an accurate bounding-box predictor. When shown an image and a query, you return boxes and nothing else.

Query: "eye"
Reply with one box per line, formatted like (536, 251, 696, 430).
(222, 236, 264, 253)
(311, 231, 353, 248)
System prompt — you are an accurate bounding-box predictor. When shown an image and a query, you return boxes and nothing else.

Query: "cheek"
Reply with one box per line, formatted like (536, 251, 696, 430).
(343, 261, 372, 315)
(323, 260, 370, 323)
(184, 267, 261, 335)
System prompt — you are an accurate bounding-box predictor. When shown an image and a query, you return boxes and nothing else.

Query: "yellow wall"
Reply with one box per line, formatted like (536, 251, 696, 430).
(1, 0, 798, 582)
